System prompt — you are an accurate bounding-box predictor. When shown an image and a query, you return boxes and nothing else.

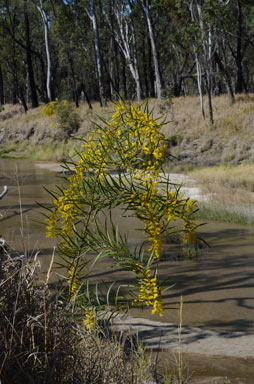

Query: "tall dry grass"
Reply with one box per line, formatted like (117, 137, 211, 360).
(0, 250, 161, 384)
(1, 94, 254, 162)
(190, 164, 254, 192)
(189, 164, 254, 224)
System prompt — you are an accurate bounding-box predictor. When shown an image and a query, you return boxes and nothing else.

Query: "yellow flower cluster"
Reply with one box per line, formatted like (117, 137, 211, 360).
(46, 102, 168, 243)
(183, 219, 197, 244)
(46, 212, 58, 238)
(47, 174, 82, 238)
(128, 178, 198, 259)
(40, 99, 59, 117)
(83, 310, 95, 330)
(40, 98, 68, 117)
(163, 192, 198, 245)
(67, 264, 79, 300)
(129, 174, 163, 258)
(77, 101, 166, 177)
(134, 264, 163, 316)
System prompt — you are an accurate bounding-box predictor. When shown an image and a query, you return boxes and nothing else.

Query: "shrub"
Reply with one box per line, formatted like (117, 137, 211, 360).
(45, 101, 199, 325)
(41, 99, 80, 138)
(56, 102, 80, 138)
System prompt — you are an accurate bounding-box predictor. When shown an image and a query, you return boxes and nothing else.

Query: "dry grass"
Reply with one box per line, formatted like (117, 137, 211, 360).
(188, 164, 254, 224)
(1, 94, 254, 163)
(0, 245, 164, 384)
(189, 164, 254, 192)
(163, 93, 254, 138)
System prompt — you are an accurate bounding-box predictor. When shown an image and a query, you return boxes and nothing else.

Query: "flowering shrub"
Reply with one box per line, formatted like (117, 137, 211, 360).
(41, 99, 80, 137)
(46, 101, 199, 327)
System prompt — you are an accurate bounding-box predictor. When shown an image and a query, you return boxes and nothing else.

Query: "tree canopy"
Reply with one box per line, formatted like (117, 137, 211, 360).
(1, 0, 254, 117)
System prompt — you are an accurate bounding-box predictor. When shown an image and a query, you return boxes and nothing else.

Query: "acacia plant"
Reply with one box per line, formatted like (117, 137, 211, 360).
(46, 101, 198, 328)
(41, 99, 80, 138)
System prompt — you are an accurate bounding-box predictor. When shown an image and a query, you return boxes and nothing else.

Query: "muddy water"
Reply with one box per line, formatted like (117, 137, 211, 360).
(1, 159, 254, 381)
(1, 159, 254, 331)
(0, 159, 58, 274)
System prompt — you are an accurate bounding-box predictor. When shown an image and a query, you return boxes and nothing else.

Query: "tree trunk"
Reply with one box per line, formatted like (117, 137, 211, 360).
(189, 1, 205, 120)
(120, 52, 128, 99)
(24, 0, 38, 108)
(131, 21, 142, 100)
(206, 73, 213, 125)
(18, 88, 28, 113)
(196, 55, 205, 119)
(148, 35, 155, 97)
(0, 66, 4, 106)
(141, 0, 162, 98)
(111, 4, 141, 100)
(113, 38, 120, 95)
(205, 24, 213, 125)
(235, 0, 245, 93)
(33, 0, 52, 101)
(87, 0, 105, 107)
(109, 37, 116, 99)
(214, 51, 235, 104)
(79, 82, 93, 110)
(142, 33, 149, 98)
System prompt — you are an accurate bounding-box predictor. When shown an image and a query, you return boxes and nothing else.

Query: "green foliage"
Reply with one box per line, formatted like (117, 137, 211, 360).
(56, 102, 80, 137)
(41, 99, 80, 138)
(45, 101, 199, 326)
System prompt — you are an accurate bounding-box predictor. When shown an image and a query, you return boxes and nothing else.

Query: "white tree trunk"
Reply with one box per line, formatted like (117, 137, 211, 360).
(87, 0, 105, 107)
(141, 0, 162, 98)
(110, 3, 141, 100)
(195, 54, 205, 119)
(32, 0, 52, 101)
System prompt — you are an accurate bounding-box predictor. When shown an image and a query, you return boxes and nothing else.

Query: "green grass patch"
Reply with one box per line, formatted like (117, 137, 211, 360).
(0, 139, 83, 161)
(195, 202, 254, 225)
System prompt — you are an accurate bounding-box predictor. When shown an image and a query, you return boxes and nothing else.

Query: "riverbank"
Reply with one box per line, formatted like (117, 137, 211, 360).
(1, 94, 254, 165)
(2, 95, 254, 227)
(35, 160, 254, 226)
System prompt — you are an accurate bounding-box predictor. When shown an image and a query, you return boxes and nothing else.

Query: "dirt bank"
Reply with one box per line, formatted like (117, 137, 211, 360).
(2, 95, 254, 165)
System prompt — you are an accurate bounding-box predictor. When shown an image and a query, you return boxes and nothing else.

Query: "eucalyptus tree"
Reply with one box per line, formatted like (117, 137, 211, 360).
(85, 0, 106, 106)
(23, 0, 38, 107)
(166, 0, 206, 118)
(138, 0, 162, 98)
(0, 0, 29, 108)
(0, 0, 43, 108)
(224, 0, 254, 94)
(106, 0, 142, 100)
(51, 0, 93, 107)
(190, 0, 215, 123)
(31, 0, 52, 101)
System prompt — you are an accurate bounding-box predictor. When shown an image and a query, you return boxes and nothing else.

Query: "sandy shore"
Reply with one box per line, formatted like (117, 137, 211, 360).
(35, 161, 73, 173)
(35, 162, 210, 201)
(112, 314, 254, 359)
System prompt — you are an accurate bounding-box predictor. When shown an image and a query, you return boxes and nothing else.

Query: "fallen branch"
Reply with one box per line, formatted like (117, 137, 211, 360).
(0, 186, 8, 200)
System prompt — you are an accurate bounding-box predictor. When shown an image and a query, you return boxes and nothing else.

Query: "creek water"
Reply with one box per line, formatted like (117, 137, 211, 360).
(1, 158, 254, 382)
